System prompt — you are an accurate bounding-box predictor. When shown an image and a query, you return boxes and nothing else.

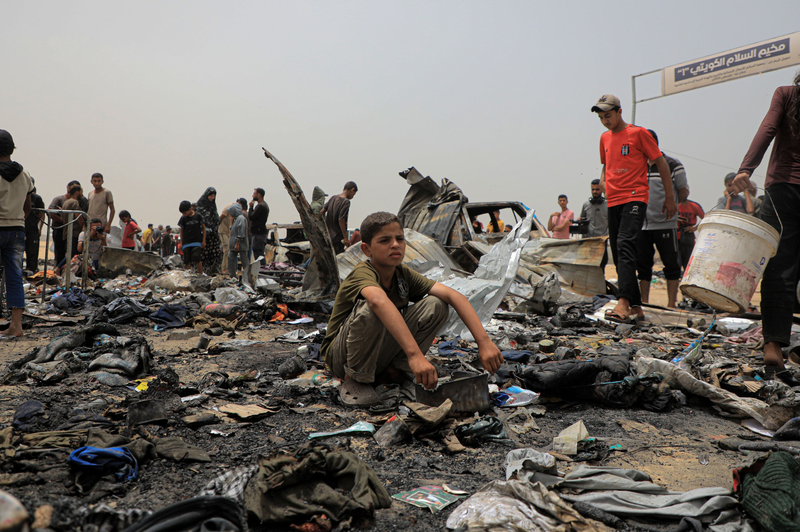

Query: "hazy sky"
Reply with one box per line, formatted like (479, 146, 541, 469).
(3, 2, 799, 233)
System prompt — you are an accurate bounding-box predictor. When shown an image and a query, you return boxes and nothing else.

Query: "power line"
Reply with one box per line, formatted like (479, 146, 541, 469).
(663, 148, 766, 181)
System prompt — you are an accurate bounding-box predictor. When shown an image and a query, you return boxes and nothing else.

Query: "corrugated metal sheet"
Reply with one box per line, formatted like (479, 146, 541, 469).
(336, 228, 461, 280)
(525, 236, 607, 267)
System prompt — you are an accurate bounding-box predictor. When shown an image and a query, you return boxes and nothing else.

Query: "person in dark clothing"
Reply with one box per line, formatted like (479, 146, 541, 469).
(24, 177, 45, 272)
(322, 181, 358, 254)
(248, 187, 270, 265)
(162, 226, 174, 256)
(178, 200, 206, 274)
(732, 70, 800, 386)
(48, 180, 83, 267)
(195, 187, 221, 274)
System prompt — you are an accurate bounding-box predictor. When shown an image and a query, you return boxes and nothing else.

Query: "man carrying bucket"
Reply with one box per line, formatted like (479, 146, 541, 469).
(592, 95, 676, 323)
(732, 70, 800, 387)
(637, 129, 690, 309)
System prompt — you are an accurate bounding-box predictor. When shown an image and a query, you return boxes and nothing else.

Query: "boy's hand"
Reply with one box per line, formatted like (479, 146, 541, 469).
(408, 354, 438, 390)
(477, 339, 503, 375)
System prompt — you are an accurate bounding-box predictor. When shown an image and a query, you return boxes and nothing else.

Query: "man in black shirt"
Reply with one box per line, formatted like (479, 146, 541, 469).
(25, 177, 45, 272)
(248, 187, 270, 266)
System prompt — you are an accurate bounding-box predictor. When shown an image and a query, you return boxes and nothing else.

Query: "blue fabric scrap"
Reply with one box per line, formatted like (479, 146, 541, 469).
(68, 446, 139, 482)
(500, 350, 534, 362)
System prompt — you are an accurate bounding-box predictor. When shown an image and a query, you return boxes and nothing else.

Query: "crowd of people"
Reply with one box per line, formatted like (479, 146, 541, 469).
(4, 160, 363, 308)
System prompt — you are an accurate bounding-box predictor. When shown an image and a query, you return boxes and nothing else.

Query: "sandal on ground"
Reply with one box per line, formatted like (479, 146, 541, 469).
(339, 379, 381, 407)
(762, 366, 800, 387)
(604, 308, 632, 324)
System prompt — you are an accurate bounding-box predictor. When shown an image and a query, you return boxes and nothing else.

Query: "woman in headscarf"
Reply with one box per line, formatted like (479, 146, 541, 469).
(195, 187, 222, 274)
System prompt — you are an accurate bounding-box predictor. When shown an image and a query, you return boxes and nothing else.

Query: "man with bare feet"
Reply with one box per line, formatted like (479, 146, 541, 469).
(0, 129, 34, 340)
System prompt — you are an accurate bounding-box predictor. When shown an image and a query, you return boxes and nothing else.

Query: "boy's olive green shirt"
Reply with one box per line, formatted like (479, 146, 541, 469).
(320, 260, 436, 365)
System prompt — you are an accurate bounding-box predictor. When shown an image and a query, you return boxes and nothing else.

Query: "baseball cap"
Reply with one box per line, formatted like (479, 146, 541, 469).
(591, 94, 621, 113)
(0, 129, 15, 149)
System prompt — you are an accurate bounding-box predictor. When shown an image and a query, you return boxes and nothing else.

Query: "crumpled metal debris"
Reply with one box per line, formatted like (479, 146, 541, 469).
(438, 208, 534, 339)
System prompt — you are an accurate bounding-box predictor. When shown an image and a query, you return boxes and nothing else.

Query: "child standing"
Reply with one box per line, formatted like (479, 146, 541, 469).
(178, 200, 206, 274)
(87, 172, 115, 234)
(119, 210, 141, 250)
(321, 211, 503, 406)
(592, 94, 676, 322)
(226, 203, 250, 284)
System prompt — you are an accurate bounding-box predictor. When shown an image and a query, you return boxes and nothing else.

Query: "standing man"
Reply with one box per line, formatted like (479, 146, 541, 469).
(142, 224, 154, 251)
(0, 129, 34, 339)
(48, 180, 82, 267)
(592, 94, 676, 322)
(152, 225, 162, 256)
(61, 185, 85, 260)
(580, 179, 609, 270)
(24, 177, 45, 273)
(248, 188, 270, 265)
(547, 194, 574, 239)
(636, 130, 689, 308)
(163, 226, 174, 256)
(322, 181, 358, 254)
(677, 198, 705, 273)
(87, 172, 115, 234)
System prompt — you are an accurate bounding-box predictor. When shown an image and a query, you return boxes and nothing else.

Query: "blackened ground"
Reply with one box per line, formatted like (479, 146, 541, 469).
(0, 322, 763, 532)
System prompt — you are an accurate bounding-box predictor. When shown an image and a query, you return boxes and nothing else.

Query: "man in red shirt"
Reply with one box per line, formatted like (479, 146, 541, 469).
(592, 94, 676, 322)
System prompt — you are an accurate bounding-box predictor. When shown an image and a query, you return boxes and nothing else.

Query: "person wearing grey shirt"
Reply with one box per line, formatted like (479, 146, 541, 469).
(636, 130, 689, 308)
(579, 179, 609, 270)
(227, 203, 251, 286)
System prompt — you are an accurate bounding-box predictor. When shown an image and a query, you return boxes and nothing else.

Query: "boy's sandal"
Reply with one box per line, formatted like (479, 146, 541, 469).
(339, 379, 381, 407)
(604, 307, 632, 324)
(762, 366, 800, 387)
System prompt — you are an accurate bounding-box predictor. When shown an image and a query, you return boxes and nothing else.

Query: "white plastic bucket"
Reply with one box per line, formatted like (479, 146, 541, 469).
(680, 210, 779, 313)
